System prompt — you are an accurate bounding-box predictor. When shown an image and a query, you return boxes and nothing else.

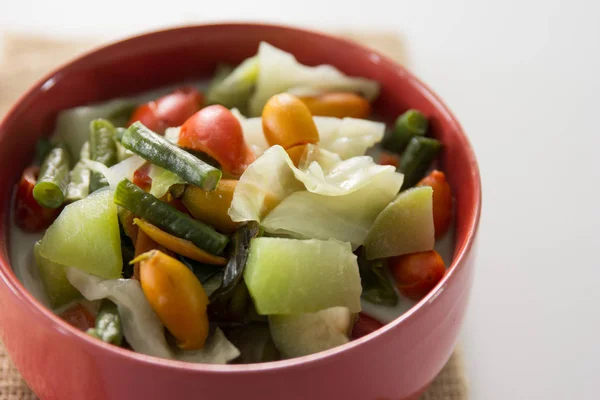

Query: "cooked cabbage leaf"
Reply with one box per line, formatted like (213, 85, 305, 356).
(261, 170, 403, 248)
(249, 42, 379, 116)
(149, 165, 185, 198)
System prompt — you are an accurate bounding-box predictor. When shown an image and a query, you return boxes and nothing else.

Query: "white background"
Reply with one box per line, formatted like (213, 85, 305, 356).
(1, 1, 600, 399)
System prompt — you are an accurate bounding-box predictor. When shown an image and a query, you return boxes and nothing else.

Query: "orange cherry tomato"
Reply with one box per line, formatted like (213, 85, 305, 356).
(59, 303, 96, 331)
(390, 250, 446, 301)
(132, 162, 153, 192)
(127, 87, 204, 134)
(417, 170, 452, 238)
(352, 313, 384, 339)
(178, 105, 255, 176)
(262, 93, 319, 149)
(298, 92, 371, 119)
(14, 166, 61, 232)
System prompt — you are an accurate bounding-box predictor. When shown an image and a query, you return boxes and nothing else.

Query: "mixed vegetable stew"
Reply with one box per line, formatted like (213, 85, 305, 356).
(12, 42, 454, 364)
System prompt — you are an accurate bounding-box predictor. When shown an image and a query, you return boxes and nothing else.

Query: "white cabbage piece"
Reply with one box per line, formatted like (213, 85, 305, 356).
(149, 165, 185, 198)
(249, 42, 380, 116)
(313, 117, 385, 159)
(229, 145, 399, 224)
(235, 115, 384, 159)
(261, 170, 404, 248)
(67, 269, 240, 364)
(66, 267, 173, 359)
(54, 99, 133, 157)
(83, 155, 146, 191)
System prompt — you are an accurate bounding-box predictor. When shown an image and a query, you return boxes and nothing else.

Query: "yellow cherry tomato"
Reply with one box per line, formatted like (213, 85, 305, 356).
(262, 93, 319, 149)
(135, 250, 210, 350)
(181, 179, 239, 234)
(298, 92, 371, 119)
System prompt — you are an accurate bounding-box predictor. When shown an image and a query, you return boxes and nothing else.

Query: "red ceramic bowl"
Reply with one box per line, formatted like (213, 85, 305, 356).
(0, 24, 481, 400)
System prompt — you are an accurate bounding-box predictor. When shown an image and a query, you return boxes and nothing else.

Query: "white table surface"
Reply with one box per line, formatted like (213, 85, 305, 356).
(2, 1, 599, 399)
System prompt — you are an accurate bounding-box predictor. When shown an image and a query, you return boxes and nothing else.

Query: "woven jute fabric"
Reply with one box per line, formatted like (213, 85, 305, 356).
(0, 31, 468, 400)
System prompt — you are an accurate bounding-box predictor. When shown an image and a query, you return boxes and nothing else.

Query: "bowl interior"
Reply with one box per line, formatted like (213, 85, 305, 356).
(0, 23, 480, 368)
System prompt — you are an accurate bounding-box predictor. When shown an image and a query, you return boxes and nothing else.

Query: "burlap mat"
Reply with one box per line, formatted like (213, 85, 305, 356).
(0, 31, 468, 400)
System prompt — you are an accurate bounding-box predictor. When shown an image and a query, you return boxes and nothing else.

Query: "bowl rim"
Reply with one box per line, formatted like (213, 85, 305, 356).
(0, 22, 482, 373)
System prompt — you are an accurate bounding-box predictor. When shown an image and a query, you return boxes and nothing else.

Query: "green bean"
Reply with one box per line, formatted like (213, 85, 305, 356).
(87, 299, 122, 345)
(33, 142, 71, 208)
(400, 137, 442, 190)
(35, 138, 53, 164)
(89, 119, 118, 193)
(114, 179, 229, 255)
(122, 122, 221, 191)
(384, 109, 429, 154)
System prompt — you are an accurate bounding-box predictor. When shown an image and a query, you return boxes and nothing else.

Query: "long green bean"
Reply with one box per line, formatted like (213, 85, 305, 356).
(121, 122, 221, 191)
(33, 142, 71, 208)
(384, 109, 429, 154)
(89, 119, 118, 192)
(400, 137, 442, 190)
(114, 179, 228, 255)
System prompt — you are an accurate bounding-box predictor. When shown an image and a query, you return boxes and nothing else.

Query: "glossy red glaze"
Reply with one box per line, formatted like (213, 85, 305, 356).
(0, 24, 481, 400)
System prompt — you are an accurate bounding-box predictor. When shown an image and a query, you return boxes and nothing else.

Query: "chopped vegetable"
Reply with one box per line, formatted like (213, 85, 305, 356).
(262, 93, 319, 149)
(174, 327, 240, 364)
(269, 307, 353, 358)
(244, 238, 362, 314)
(133, 228, 159, 280)
(133, 162, 152, 191)
(384, 109, 429, 154)
(134, 250, 210, 350)
(14, 166, 60, 232)
(33, 141, 71, 208)
(114, 179, 228, 255)
(134, 218, 226, 265)
(206, 57, 259, 112)
(34, 241, 80, 308)
(181, 179, 239, 233)
(59, 303, 96, 331)
(351, 313, 384, 339)
(285, 144, 308, 167)
(365, 186, 434, 260)
(89, 119, 118, 192)
(400, 137, 442, 190)
(210, 222, 260, 301)
(127, 87, 203, 134)
(66, 268, 173, 359)
(389, 250, 446, 300)
(417, 170, 453, 238)
(38, 189, 122, 279)
(178, 105, 255, 176)
(249, 42, 379, 116)
(298, 92, 371, 119)
(87, 299, 123, 345)
(261, 167, 403, 248)
(84, 155, 146, 191)
(148, 165, 185, 198)
(357, 249, 398, 306)
(122, 122, 221, 191)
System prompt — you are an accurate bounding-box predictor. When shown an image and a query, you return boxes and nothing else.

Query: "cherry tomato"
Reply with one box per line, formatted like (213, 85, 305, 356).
(178, 105, 255, 176)
(14, 166, 61, 232)
(127, 87, 204, 134)
(390, 250, 446, 301)
(262, 93, 319, 149)
(417, 170, 452, 238)
(352, 313, 384, 339)
(298, 92, 371, 119)
(59, 303, 96, 331)
(133, 162, 153, 192)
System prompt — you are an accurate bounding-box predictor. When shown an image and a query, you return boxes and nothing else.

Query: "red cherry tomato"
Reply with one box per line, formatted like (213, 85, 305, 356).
(59, 303, 96, 331)
(133, 162, 153, 192)
(390, 250, 446, 301)
(178, 105, 255, 176)
(14, 166, 61, 232)
(127, 87, 204, 134)
(352, 313, 384, 339)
